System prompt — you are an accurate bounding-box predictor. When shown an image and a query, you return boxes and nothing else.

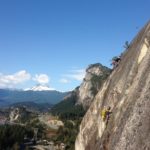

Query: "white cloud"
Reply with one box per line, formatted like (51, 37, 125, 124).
(0, 70, 31, 88)
(64, 69, 86, 81)
(33, 74, 49, 84)
(59, 78, 70, 84)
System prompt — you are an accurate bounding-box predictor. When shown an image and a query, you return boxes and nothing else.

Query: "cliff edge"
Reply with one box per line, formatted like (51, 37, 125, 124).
(75, 21, 150, 150)
(77, 63, 111, 109)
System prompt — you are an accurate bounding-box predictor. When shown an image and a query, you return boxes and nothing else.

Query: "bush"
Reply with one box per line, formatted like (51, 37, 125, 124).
(0, 124, 34, 149)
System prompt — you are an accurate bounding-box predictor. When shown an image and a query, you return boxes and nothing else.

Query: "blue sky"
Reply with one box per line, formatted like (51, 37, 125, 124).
(0, 0, 149, 91)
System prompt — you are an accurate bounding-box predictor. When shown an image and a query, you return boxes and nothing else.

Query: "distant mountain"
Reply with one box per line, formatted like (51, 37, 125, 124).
(25, 84, 54, 91)
(0, 89, 68, 107)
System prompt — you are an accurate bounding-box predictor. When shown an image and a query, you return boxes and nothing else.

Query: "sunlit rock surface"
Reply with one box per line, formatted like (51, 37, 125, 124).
(76, 21, 150, 150)
(77, 63, 111, 109)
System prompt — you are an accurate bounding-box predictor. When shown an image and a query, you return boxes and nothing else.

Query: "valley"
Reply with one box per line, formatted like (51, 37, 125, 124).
(0, 63, 110, 150)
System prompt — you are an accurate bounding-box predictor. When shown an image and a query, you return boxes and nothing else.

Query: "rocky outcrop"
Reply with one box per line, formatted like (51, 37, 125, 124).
(9, 108, 20, 122)
(51, 64, 110, 117)
(75, 21, 150, 150)
(9, 107, 37, 123)
(77, 63, 111, 109)
(62, 64, 111, 110)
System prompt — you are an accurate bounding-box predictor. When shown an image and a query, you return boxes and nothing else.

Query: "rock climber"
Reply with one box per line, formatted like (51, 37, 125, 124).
(101, 106, 112, 126)
(111, 56, 121, 69)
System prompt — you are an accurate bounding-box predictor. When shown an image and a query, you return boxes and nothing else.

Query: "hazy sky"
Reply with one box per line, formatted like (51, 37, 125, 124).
(0, 0, 149, 91)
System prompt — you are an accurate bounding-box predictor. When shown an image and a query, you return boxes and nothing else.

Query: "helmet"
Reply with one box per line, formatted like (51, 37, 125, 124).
(107, 106, 111, 110)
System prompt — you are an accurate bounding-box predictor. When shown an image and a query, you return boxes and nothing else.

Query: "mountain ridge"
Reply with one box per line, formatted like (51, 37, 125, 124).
(0, 89, 68, 107)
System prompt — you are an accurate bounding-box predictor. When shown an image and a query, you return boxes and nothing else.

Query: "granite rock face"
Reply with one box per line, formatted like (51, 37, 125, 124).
(75, 21, 150, 150)
(77, 64, 111, 109)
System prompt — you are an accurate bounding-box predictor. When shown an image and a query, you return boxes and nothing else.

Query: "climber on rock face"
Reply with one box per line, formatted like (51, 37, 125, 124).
(101, 106, 112, 126)
(105, 106, 112, 126)
(111, 56, 121, 69)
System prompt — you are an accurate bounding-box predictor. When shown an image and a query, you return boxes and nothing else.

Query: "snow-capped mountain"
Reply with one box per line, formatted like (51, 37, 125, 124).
(25, 85, 55, 91)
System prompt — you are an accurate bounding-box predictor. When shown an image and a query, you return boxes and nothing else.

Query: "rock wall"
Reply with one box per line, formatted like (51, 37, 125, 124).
(77, 64, 111, 109)
(75, 21, 150, 150)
